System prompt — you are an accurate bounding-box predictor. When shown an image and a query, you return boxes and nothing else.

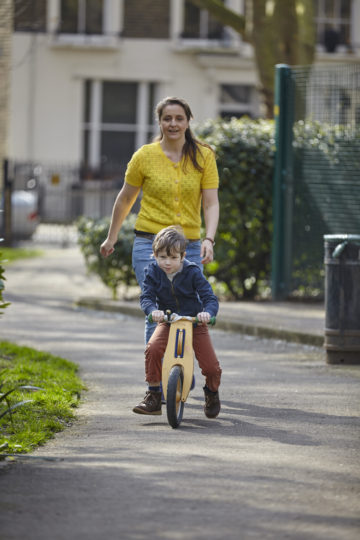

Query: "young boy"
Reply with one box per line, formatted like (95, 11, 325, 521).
(133, 225, 222, 418)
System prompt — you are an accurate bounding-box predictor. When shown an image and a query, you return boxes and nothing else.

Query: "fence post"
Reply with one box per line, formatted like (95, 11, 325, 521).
(271, 64, 294, 300)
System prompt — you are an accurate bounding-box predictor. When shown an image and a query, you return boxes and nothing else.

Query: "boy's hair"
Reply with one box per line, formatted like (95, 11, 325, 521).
(153, 226, 187, 257)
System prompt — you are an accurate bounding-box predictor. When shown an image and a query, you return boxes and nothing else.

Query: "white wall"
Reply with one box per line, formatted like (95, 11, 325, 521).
(11, 34, 84, 162)
(10, 34, 258, 163)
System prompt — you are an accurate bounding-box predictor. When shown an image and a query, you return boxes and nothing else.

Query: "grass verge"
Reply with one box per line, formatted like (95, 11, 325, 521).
(0, 341, 85, 455)
(1, 247, 43, 264)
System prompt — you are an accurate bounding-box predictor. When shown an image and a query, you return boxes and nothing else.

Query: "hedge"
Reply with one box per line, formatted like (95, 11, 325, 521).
(197, 117, 275, 299)
(77, 213, 138, 300)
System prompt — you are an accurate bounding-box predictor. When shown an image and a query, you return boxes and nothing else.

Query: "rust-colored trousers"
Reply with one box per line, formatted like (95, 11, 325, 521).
(145, 322, 222, 392)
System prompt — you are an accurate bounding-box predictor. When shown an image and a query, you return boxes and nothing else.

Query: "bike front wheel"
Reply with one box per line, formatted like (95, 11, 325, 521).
(166, 365, 185, 429)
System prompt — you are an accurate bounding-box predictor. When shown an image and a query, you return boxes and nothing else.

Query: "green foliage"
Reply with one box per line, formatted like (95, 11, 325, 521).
(77, 213, 138, 299)
(197, 117, 275, 299)
(291, 121, 360, 297)
(0, 341, 84, 454)
(1, 247, 43, 265)
(0, 383, 43, 441)
(0, 259, 10, 314)
(0, 246, 10, 315)
(198, 118, 358, 300)
(293, 120, 360, 148)
(0, 208, 9, 314)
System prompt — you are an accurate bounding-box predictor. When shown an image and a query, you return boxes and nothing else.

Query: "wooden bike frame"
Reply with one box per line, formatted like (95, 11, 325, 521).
(162, 317, 194, 403)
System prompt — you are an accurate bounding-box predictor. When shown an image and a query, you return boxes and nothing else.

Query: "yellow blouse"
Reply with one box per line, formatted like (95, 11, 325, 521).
(125, 141, 219, 239)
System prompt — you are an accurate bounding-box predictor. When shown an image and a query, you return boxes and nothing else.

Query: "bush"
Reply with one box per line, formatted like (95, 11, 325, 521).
(0, 226, 10, 315)
(197, 118, 358, 300)
(0, 256, 10, 314)
(291, 121, 360, 298)
(0, 207, 10, 314)
(197, 117, 275, 300)
(77, 213, 138, 299)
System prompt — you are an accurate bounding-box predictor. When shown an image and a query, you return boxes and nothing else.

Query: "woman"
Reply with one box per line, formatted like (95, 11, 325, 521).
(100, 96, 219, 342)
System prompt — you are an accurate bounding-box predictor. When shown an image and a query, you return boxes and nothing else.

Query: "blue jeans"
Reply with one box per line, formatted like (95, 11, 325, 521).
(132, 236, 203, 343)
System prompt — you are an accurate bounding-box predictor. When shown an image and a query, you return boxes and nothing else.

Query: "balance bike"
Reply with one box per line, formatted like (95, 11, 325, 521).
(149, 311, 216, 429)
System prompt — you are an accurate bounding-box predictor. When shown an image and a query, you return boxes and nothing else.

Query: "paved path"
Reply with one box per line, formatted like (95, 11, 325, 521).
(0, 248, 359, 540)
(77, 296, 325, 346)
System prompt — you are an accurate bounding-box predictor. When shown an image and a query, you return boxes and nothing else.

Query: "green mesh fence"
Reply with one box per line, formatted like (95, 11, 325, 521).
(290, 63, 360, 297)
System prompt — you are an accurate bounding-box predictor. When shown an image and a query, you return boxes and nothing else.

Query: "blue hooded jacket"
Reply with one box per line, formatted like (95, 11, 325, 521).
(140, 259, 219, 318)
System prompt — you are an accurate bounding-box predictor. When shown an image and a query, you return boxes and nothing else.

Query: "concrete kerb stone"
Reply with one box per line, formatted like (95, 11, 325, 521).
(76, 297, 324, 348)
(215, 318, 324, 347)
(76, 297, 142, 318)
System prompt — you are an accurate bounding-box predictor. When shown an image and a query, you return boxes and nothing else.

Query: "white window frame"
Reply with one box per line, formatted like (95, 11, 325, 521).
(48, 0, 123, 48)
(83, 80, 157, 169)
(315, 0, 352, 52)
(170, 0, 242, 50)
(218, 83, 260, 119)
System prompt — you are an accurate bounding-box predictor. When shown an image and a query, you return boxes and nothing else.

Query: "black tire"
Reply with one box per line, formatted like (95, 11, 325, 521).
(166, 365, 184, 429)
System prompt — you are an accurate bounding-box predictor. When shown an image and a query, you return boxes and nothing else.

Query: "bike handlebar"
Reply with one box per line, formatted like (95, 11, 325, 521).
(147, 312, 216, 326)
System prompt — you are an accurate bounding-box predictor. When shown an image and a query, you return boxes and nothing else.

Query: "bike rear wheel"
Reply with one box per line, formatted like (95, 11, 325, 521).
(166, 365, 184, 429)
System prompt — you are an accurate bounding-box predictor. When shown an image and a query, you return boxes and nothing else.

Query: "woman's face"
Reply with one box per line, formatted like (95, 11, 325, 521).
(159, 104, 189, 143)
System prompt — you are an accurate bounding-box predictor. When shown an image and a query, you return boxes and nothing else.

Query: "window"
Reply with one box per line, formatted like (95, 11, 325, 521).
(60, 0, 104, 34)
(83, 81, 158, 175)
(219, 84, 259, 119)
(14, 0, 46, 32)
(315, 0, 352, 51)
(122, 0, 170, 38)
(182, 0, 225, 40)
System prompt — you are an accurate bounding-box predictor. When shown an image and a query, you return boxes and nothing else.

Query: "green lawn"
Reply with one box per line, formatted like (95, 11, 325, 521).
(1, 246, 43, 264)
(0, 341, 85, 455)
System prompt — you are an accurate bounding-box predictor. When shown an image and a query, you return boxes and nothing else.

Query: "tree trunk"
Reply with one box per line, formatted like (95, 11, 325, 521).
(188, 0, 315, 118)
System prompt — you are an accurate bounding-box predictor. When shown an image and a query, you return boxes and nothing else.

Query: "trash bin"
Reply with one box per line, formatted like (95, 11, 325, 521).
(324, 234, 360, 364)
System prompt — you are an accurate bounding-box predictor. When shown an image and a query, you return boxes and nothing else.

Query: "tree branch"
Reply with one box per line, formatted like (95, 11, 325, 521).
(187, 0, 247, 38)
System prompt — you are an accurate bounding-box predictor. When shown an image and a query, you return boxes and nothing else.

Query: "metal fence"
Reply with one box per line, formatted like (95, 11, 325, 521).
(272, 63, 360, 300)
(1, 160, 124, 245)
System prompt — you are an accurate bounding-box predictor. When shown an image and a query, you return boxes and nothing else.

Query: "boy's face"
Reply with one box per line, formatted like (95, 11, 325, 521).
(155, 249, 185, 275)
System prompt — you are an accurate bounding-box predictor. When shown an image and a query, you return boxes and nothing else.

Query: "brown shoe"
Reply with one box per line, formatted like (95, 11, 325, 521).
(203, 386, 221, 418)
(133, 390, 162, 415)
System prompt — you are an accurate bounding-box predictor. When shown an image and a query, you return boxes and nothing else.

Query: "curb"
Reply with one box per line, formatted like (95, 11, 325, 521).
(76, 297, 324, 348)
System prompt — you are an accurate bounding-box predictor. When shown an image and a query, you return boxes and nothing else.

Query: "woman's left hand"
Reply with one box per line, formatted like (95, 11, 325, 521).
(201, 238, 214, 264)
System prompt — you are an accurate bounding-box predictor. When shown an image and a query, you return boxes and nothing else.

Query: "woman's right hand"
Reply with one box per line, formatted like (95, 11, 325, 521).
(100, 184, 141, 258)
(100, 238, 115, 258)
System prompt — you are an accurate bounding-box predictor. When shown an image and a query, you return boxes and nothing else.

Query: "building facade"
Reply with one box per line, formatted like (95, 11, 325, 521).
(10, 0, 360, 177)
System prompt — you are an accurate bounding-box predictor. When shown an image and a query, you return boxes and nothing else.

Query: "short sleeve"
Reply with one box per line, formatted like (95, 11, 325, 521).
(124, 148, 144, 188)
(200, 147, 219, 189)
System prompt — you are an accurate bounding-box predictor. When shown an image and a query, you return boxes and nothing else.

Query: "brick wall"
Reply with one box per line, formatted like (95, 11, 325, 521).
(123, 0, 170, 38)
